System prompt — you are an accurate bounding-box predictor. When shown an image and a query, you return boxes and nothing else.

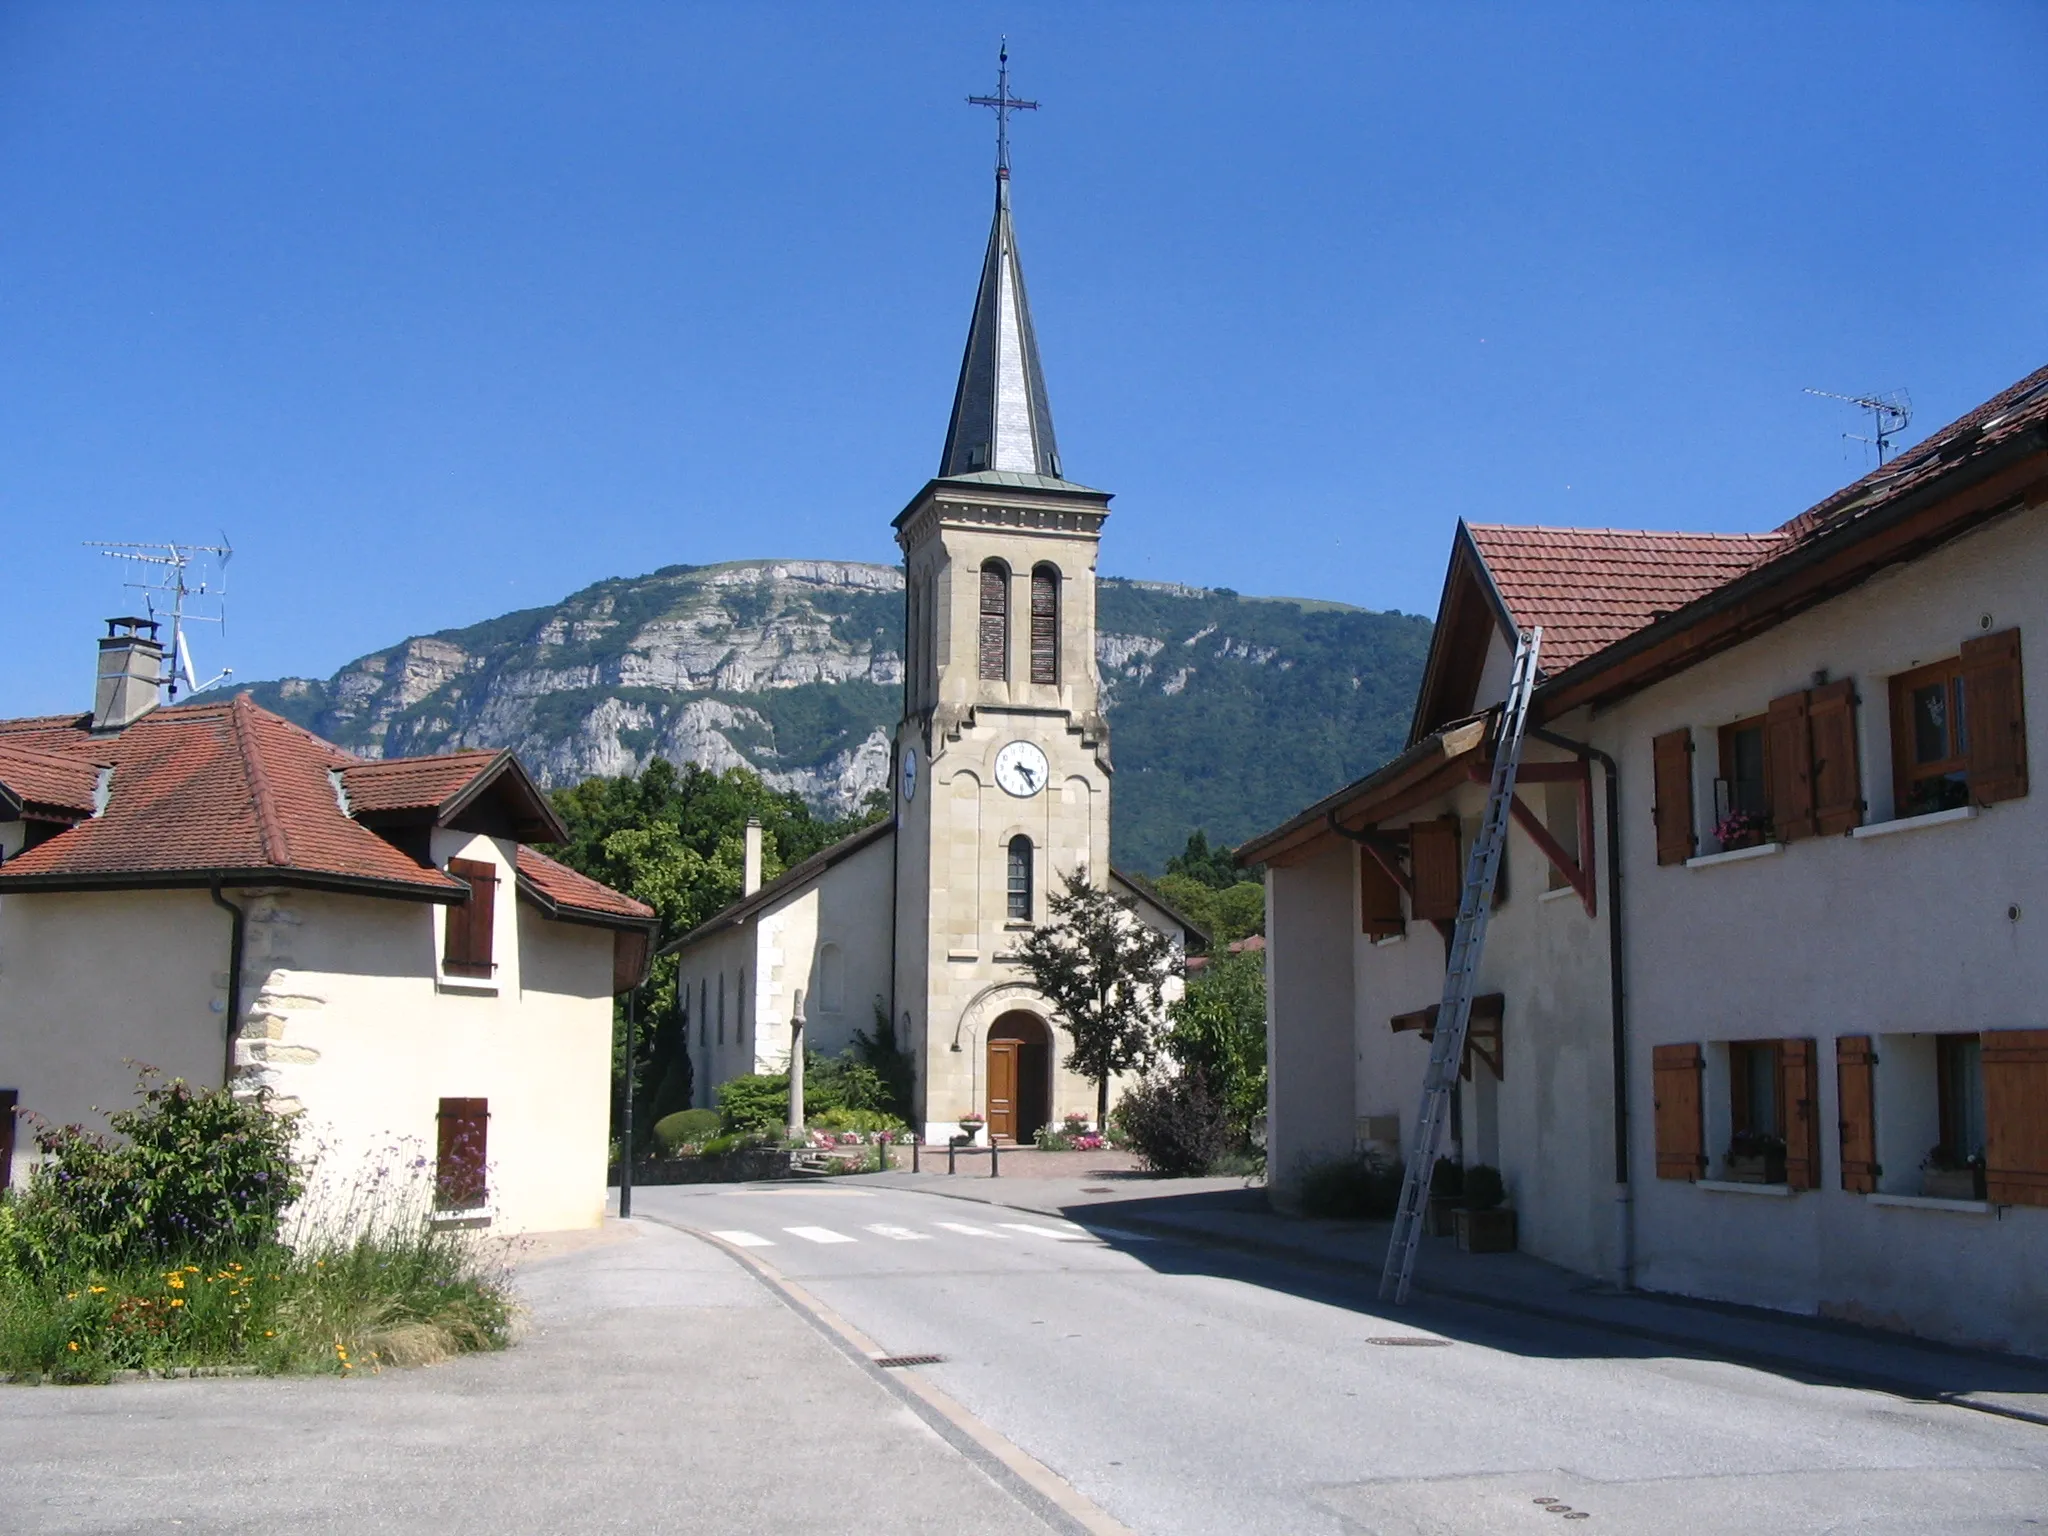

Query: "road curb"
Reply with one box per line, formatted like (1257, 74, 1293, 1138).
(639, 1213, 1136, 1536)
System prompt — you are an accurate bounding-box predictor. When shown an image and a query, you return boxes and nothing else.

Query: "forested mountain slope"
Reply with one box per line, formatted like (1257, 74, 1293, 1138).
(245, 560, 1430, 870)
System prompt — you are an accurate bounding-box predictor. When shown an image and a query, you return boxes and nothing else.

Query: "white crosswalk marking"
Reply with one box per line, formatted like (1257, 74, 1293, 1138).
(999, 1222, 1091, 1241)
(935, 1221, 1009, 1238)
(784, 1225, 856, 1244)
(864, 1224, 934, 1241)
(711, 1229, 775, 1248)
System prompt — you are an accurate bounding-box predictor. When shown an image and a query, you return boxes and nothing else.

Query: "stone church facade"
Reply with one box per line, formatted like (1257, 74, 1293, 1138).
(665, 155, 1191, 1143)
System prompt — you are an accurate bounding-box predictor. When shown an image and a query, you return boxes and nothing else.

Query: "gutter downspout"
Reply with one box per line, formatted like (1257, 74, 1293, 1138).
(1531, 726, 1634, 1292)
(209, 877, 246, 1090)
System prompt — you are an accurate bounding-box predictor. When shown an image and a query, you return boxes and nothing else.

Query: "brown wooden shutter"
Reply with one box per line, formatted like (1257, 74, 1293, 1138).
(612, 928, 650, 995)
(0, 1088, 17, 1194)
(1836, 1034, 1879, 1194)
(1409, 816, 1462, 922)
(1983, 1028, 2048, 1208)
(1765, 689, 1816, 841)
(1359, 847, 1404, 939)
(1652, 1043, 1706, 1180)
(445, 858, 497, 977)
(1807, 680, 1863, 835)
(435, 1097, 489, 1210)
(979, 564, 1008, 682)
(1029, 568, 1058, 685)
(1962, 627, 2028, 805)
(1780, 1037, 1821, 1190)
(1651, 728, 1695, 865)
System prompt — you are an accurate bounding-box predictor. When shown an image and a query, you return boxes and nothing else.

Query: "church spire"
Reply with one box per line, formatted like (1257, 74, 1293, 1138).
(940, 43, 1063, 482)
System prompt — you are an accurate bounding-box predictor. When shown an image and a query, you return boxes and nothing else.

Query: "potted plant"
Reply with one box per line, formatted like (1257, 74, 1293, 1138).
(1453, 1164, 1516, 1253)
(1920, 1145, 1987, 1201)
(1713, 809, 1772, 853)
(956, 1111, 984, 1145)
(1427, 1157, 1465, 1238)
(1724, 1130, 1787, 1184)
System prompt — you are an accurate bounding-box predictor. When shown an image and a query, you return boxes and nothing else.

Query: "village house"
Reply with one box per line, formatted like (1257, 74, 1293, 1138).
(1244, 363, 2048, 1356)
(0, 625, 653, 1234)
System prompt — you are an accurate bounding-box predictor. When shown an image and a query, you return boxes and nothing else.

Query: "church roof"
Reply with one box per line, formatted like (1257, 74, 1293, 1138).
(658, 817, 896, 956)
(938, 176, 1064, 482)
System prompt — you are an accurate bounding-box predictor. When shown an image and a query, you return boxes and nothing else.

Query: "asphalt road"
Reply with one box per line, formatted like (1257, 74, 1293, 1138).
(637, 1182, 2048, 1536)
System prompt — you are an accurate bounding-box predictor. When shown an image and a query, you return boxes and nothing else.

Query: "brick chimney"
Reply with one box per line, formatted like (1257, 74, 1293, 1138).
(743, 816, 763, 896)
(91, 617, 165, 732)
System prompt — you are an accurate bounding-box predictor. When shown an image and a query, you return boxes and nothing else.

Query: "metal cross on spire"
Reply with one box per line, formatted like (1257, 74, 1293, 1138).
(967, 39, 1038, 180)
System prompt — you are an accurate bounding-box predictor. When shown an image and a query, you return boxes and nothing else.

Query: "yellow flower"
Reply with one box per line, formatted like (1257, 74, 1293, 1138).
(185, 1265, 200, 1273)
(68, 1342, 80, 1353)
(168, 1299, 184, 1309)
(264, 1330, 276, 1338)
(88, 1286, 107, 1294)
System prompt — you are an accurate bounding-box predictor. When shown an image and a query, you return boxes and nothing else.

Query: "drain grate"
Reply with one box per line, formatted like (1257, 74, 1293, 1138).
(1080, 1186, 1114, 1193)
(1365, 1336, 1451, 1347)
(873, 1353, 946, 1369)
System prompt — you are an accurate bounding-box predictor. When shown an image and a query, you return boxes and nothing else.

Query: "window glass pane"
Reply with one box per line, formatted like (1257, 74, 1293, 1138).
(1952, 676, 1969, 759)
(1730, 727, 1767, 815)
(1912, 682, 1949, 765)
(1944, 1036, 1985, 1158)
(1007, 836, 1031, 920)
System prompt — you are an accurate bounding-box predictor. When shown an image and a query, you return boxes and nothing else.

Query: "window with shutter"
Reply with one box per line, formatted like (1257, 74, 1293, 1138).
(1888, 655, 1971, 816)
(435, 1097, 489, 1211)
(1029, 565, 1059, 685)
(1652, 729, 1696, 865)
(1359, 846, 1405, 939)
(0, 1088, 17, 1194)
(1983, 1029, 2048, 1207)
(1765, 689, 1816, 841)
(1780, 1037, 1821, 1190)
(444, 857, 497, 978)
(1807, 680, 1863, 835)
(1962, 627, 2028, 805)
(979, 561, 1009, 682)
(1409, 816, 1461, 922)
(1836, 1035, 1879, 1194)
(1652, 1043, 1706, 1180)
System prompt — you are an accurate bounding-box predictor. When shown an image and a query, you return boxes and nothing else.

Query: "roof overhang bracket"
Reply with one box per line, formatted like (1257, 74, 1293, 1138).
(1466, 758, 1596, 916)
(1325, 812, 1413, 898)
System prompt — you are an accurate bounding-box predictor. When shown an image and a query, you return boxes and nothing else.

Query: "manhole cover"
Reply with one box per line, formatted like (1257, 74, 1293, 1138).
(1365, 1336, 1451, 1347)
(873, 1354, 946, 1369)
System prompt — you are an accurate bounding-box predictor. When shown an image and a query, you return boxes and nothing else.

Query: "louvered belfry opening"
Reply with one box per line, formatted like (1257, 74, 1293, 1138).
(979, 561, 1009, 682)
(1030, 566, 1058, 684)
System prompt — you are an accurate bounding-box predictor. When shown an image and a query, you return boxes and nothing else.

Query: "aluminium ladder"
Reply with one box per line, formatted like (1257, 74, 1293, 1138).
(1378, 626, 1542, 1304)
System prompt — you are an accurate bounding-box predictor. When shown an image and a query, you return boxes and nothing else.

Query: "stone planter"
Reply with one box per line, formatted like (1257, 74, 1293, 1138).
(1426, 1195, 1464, 1238)
(956, 1122, 984, 1146)
(1724, 1152, 1786, 1185)
(1920, 1168, 1985, 1201)
(1455, 1207, 1517, 1253)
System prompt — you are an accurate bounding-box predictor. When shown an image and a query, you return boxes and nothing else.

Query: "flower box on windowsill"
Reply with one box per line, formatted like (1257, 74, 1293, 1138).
(1454, 1207, 1517, 1253)
(1723, 1152, 1787, 1185)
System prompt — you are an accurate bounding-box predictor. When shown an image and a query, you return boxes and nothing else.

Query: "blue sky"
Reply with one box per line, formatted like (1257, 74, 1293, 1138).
(3, 3, 2044, 714)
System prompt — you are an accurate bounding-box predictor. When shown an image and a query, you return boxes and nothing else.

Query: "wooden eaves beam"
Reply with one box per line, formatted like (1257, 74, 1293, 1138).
(1466, 759, 1597, 916)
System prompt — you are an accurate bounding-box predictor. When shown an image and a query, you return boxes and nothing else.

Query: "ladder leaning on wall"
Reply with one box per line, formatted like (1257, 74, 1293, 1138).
(1378, 626, 1542, 1305)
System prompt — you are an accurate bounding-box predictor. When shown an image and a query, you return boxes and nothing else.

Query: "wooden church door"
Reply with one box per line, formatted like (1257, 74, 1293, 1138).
(987, 1040, 1019, 1141)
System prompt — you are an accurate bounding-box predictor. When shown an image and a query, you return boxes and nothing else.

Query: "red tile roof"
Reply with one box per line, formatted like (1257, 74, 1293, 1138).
(0, 740, 102, 818)
(0, 696, 638, 925)
(341, 752, 502, 815)
(516, 847, 655, 925)
(1465, 526, 1788, 672)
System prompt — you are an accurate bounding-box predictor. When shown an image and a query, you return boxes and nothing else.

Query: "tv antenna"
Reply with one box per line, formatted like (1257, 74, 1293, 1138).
(1804, 387, 1912, 464)
(82, 537, 235, 700)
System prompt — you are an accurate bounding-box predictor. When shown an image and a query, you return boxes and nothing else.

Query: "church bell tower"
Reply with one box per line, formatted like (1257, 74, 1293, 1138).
(892, 47, 1113, 1142)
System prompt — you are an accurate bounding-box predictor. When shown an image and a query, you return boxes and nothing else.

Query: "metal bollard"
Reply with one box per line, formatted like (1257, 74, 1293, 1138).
(912, 1138, 921, 1173)
(991, 1138, 1000, 1178)
(948, 1137, 957, 1175)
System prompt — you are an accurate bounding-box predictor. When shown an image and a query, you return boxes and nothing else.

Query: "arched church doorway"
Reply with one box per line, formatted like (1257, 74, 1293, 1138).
(986, 1012, 1052, 1144)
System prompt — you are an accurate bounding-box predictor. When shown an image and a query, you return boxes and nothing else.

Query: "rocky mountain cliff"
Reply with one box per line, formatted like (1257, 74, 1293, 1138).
(246, 560, 1431, 870)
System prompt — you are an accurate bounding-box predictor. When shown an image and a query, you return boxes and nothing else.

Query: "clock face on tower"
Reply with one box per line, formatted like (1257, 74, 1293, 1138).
(995, 740, 1049, 798)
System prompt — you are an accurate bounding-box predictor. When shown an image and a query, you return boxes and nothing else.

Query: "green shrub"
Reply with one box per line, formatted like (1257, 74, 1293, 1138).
(851, 1005, 917, 1123)
(1462, 1164, 1506, 1211)
(3, 1072, 303, 1277)
(653, 1108, 721, 1154)
(809, 1107, 906, 1134)
(1429, 1158, 1464, 1198)
(715, 1074, 790, 1134)
(1296, 1150, 1403, 1219)
(1112, 1071, 1228, 1177)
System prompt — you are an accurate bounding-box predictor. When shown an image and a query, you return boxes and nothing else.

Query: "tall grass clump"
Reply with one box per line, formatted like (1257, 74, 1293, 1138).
(0, 1072, 513, 1384)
